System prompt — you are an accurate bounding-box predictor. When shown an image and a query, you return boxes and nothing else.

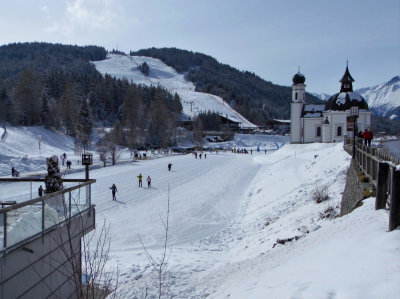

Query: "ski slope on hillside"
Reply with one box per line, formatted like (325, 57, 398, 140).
(92, 54, 256, 127)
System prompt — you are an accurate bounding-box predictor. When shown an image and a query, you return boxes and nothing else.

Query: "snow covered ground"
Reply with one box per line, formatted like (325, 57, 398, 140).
(1, 127, 399, 298)
(92, 54, 256, 128)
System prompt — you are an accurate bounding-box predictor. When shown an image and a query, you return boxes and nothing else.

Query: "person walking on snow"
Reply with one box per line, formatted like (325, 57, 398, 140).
(147, 176, 152, 188)
(362, 129, 373, 146)
(168, 163, 172, 171)
(137, 173, 143, 187)
(109, 184, 117, 201)
(38, 185, 44, 197)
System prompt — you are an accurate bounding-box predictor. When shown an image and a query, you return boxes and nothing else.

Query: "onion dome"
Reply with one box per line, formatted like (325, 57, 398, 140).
(292, 72, 306, 85)
(325, 92, 368, 111)
(325, 65, 368, 111)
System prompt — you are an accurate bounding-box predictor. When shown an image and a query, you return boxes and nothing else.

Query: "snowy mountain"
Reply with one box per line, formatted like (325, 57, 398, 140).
(92, 54, 256, 128)
(311, 92, 331, 101)
(356, 75, 400, 121)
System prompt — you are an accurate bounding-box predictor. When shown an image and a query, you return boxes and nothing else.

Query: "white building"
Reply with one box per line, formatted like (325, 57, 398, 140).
(290, 66, 371, 144)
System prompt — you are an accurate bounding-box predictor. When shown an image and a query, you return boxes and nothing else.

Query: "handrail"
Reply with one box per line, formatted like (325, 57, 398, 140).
(0, 179, 96, 213)
(0, 178, 91, 182)
(0, 178, 97, 252)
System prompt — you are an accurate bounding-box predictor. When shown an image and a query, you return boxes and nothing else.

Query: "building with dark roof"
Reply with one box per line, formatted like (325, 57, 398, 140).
(290, 65, 372, 143)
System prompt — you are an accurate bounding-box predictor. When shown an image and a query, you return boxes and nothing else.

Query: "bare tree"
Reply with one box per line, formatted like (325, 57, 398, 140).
(138, 186, 172, 299)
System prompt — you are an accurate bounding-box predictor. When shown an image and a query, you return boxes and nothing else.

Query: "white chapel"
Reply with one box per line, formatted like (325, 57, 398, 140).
(290, 65, 371, 144)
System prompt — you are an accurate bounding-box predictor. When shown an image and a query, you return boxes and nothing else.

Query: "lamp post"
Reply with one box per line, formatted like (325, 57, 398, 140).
(350, 106, 359, 159)
(81, 152, 93, 180)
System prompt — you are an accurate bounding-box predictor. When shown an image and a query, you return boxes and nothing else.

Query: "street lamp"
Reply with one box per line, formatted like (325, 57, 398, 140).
(82, 152, 93, 180)
(350, 106, 359, 159)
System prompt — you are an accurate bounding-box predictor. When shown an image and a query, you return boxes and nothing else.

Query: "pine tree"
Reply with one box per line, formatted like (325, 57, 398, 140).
(60, 81, 78, 136)
(12, 69, 42, 125)
(40, 92, 50, 128)
(0, 87, 13, 123)
(77, 98, 92, 148)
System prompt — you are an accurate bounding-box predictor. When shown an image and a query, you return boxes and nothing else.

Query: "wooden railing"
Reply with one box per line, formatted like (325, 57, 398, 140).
(344, 138, 400, 231)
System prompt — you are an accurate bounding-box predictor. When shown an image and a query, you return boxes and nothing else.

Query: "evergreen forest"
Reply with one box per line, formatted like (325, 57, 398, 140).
(0, 42, 183, 148)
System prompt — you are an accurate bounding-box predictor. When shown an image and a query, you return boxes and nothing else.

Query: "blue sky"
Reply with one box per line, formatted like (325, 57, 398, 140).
(0, 0, 399, 94)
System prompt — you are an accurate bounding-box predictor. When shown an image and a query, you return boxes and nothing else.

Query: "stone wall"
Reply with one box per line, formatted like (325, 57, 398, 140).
(340, 159, 371, 216)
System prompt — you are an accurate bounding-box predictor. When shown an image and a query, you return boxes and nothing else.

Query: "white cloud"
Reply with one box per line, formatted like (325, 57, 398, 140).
(43, 0, 135, 37)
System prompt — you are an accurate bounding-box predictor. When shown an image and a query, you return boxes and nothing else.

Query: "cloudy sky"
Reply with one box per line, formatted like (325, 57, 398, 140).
(0, 0, 399, 94)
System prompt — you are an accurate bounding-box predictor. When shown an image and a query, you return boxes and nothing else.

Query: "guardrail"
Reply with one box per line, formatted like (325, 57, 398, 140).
(344, 138, 400, 231)
(0, 178, 96, 254)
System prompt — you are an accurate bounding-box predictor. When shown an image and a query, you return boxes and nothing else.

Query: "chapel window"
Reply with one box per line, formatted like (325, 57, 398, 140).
(316, 127, 321, 137)
(337, 126, 342, 136)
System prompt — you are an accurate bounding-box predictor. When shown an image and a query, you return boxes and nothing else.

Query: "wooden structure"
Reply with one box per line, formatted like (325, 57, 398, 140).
(344, 138, 400, 231)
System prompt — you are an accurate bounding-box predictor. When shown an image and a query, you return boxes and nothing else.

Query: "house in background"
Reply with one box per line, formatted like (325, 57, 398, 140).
(290, 65, 371, 144)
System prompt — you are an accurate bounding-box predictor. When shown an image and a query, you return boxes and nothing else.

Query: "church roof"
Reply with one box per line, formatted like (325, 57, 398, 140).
(301, 104, 325, 118)
(292, 72, 306, 85)
(325, 92, 368, 111)
(325, 65, 369, 111)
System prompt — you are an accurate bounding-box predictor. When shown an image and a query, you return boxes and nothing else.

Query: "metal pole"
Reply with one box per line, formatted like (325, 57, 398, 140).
(3, 212, 7, 249)
(352, 116, 356, 159)
(85, 165, 89, 180)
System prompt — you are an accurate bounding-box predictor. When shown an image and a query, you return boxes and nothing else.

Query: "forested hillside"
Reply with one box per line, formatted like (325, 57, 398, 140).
(0, 42, 182, 148)
(131, 47, 322, 124)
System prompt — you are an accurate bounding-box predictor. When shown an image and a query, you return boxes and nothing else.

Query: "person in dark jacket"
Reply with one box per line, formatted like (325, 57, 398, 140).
(168, 163, 172, 171)
(11, 167, 19, 177)
(109, 184, 117, 201)
(38, 185, 44, 197)
(147, 176, 152, 188)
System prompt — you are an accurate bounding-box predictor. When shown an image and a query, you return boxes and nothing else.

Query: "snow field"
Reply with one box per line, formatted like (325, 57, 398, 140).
(1, 127, 399, 298)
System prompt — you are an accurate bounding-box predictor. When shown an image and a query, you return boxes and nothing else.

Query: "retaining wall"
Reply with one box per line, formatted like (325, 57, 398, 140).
(340, 159, 371, 216)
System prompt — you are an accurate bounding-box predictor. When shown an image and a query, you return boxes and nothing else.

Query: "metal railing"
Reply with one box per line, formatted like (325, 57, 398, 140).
(0, 178, 96, 254)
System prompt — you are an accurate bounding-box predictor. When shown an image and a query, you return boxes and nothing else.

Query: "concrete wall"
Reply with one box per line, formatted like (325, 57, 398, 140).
(0, 207, 95, 299)
(341, 160, 371, 216)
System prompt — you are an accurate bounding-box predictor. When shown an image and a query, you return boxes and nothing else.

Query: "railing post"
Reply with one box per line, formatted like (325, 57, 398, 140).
(389, 170, 400, 231)
(42, 197, 45, 237)
(69, 191, 72, 219)
(376, 162, 389, 210)
(87, 184, 91, 216)
(3, 211, 7, 249)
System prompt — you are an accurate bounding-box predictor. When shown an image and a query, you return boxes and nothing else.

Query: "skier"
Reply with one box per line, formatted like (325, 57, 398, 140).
(38, 185, 44, 197)
(11, 167, 20, 177)
(66, 160, 72, 169)
(168, 163, 172, 171)
(199, 153, 202, 159)
(204, 153, 207, 159)
(109, 184, 117, 201)
(137, 173, 143, 187)
(147, 176, 152, 188)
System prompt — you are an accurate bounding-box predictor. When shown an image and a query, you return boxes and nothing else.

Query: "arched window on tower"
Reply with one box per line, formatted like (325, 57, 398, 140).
(337, 126, 342, 136)
(295, 92, 298, 100)
(316, 127, 321, 137)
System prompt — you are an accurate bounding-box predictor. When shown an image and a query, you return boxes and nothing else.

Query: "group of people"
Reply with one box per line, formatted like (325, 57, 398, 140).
(136, 173, 152, 188)
(358, 128, 374, 146)
(60, 152, 72, 169)
(193, 152, 206, 159)
(108, 163, 173, 201)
